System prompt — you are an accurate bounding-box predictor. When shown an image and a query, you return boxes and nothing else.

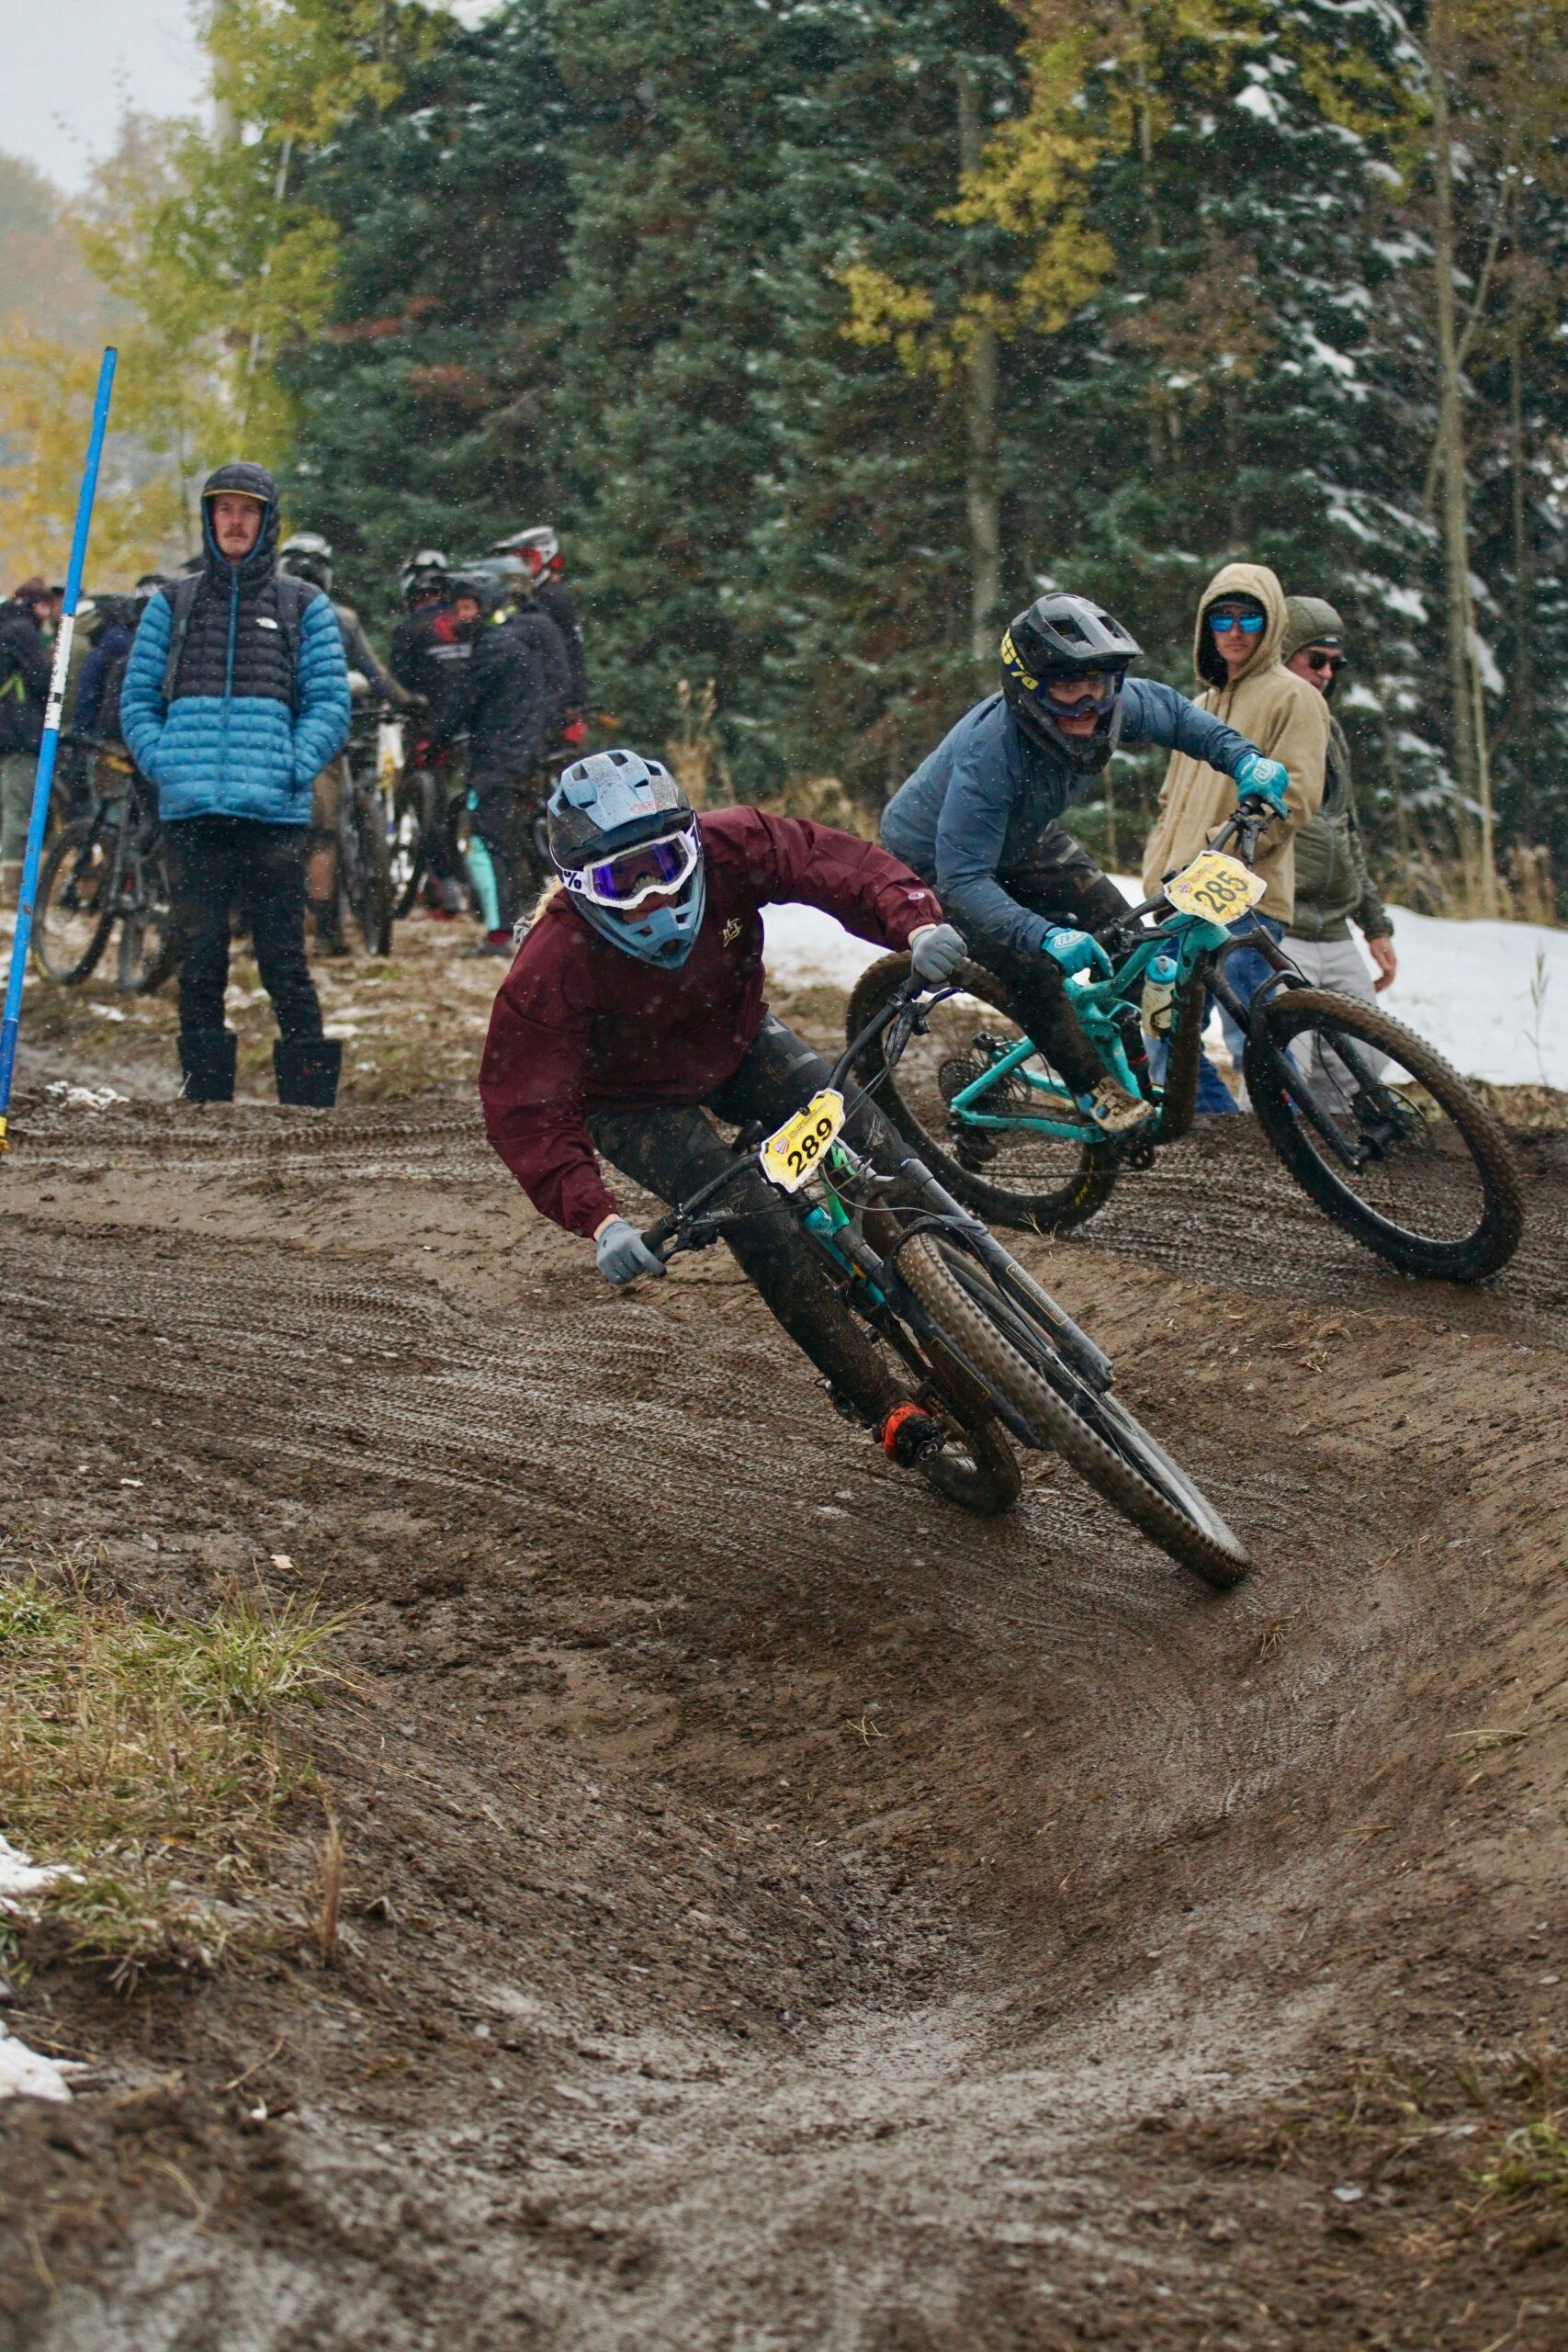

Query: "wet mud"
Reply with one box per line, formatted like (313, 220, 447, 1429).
(1, 1090, 1564, 2349)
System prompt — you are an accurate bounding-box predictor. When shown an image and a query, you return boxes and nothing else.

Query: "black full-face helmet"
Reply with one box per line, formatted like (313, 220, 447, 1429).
(999, 593, 1141, 773)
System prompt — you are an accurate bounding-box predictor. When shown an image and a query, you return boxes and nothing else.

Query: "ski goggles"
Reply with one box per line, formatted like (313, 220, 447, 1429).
(1041, 670, 1120, 709)
(561, 821, 701, 910)
(1208, 609, 1267, 637)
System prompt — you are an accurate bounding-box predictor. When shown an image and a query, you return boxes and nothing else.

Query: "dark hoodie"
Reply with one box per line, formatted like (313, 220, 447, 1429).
(120, 462, 351, 825)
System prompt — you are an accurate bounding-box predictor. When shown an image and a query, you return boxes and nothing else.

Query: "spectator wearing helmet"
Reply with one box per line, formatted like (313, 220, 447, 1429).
(279, 531, 413, 952)
(491, 526, 587, 734)
(119, 463, 351, 1105)
(389, 549, 457, 718)
(432, 564, 571, 954)
(479, 748, 965, 1461)
(1142, 562, 1330, 1111)
(0, 576, 55, 906)
(883, 594, 1290, 1138)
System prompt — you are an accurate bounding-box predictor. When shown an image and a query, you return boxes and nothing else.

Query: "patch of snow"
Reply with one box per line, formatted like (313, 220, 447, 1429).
(0, 1836, 82, 2102)
(1234, 83, 1281, 125)
(1380, 584, 1427, 623)
(45, 1080, 126, 1111)
(763, 896, 1568, 1089)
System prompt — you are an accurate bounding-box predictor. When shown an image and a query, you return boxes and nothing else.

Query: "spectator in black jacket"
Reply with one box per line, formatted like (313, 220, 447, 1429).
(434, 568, 565, 956)
(0, 577, 55, 904)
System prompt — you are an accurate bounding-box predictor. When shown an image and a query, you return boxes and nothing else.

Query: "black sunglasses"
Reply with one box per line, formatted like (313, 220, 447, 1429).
(1303, 650, 1347, 675)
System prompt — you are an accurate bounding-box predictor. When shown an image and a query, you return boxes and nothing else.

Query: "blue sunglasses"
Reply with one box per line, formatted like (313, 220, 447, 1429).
(1209, 610, 1266, 636)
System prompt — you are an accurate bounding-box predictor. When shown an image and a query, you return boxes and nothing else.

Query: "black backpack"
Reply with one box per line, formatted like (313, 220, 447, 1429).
(159, 570, 318, 714)
(96, 650, 131, 746)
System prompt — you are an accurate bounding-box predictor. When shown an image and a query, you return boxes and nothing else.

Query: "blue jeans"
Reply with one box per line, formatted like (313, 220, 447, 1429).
(1149, 912, 1284, 1115)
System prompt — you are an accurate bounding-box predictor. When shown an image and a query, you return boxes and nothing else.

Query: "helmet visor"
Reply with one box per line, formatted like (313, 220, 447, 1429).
(563, 822, 701, 910)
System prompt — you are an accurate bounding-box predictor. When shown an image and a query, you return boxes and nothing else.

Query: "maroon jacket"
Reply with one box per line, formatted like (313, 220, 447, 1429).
(479, 806, 943, 1236)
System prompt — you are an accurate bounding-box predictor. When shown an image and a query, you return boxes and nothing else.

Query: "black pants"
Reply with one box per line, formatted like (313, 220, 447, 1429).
(470, 775, 541, 933)
(164, 815, 322, 1042)
(589, 1019, 906, 1426)
(960, 824, 1130, 1093)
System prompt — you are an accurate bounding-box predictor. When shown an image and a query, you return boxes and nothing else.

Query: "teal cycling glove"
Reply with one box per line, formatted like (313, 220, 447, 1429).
(1233, 752, 1290, 816)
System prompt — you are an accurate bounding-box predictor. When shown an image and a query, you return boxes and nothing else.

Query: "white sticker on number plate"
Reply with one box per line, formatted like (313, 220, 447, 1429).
(1165, 850, 1267, 923)
(759, 1089, 846, 1193)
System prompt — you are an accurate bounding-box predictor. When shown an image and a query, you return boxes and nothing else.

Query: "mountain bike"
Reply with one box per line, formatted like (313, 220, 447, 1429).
(639, 978, 1250, 1589)
(336, 703, 397, 956)
(33, 752, 175, 995)
(846, 812, 1522, 1283)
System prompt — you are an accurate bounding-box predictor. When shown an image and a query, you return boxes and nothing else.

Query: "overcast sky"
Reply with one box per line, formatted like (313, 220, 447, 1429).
(6, 0, 209, 195)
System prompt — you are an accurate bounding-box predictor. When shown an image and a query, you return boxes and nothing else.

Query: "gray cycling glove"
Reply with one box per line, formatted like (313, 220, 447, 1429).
(594, 1217, 666, 1287)
(908, 922, 966, 986)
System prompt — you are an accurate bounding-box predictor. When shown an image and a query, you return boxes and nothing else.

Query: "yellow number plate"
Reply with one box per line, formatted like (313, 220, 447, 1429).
(1165, 851, 1267, 924)
(759, 1089, 846, 1193)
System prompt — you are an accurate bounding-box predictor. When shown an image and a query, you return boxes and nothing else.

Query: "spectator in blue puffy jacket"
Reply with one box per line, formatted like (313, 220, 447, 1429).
(121, 461, 351, 1107)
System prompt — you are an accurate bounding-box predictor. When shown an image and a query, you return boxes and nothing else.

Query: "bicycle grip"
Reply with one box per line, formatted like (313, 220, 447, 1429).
(640, 1210, 680, 1261)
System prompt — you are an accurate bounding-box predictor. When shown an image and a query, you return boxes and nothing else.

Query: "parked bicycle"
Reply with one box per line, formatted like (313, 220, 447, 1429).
(335, 699, 398, 956)
(846, 813, 1522, 1283)
(34, 750, 175, 995)
(643, 974, 1249, 1589)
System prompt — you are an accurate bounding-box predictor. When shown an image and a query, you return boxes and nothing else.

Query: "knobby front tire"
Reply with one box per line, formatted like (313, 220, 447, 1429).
(896, 1232, 1250, 1589)
(1244, 987, 1523, 1283)
(846, 953, 1120, 1238)
(33, 820, 115, 985)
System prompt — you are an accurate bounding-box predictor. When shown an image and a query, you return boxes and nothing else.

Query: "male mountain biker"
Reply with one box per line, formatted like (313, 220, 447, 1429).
(389, 550, 468, 916)
(491, 525, 588, 738)
(479, 750, 968, 1462)
(434, 562, 570, 955)
(279, 530, 413, 955)
(882, 593, 1292, 1137)
(1143, 562, 1330, 1112)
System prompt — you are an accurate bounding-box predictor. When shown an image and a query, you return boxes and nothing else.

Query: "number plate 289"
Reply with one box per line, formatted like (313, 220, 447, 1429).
(759, 1090, 846, 1192)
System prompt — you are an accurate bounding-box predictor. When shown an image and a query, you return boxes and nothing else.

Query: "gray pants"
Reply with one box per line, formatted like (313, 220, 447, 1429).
(1283, 933, 1386, 1090)
(0, 750, 38, 864)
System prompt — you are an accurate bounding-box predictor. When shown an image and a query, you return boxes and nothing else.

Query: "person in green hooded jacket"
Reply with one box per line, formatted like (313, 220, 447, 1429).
(1280, 595, 1396, 998)
(1280, 594, 1396, 1091)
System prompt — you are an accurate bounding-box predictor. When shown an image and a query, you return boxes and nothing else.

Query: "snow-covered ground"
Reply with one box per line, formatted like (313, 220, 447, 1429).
(0, 1837, 80, 2101)
(763, 893, 1568, 1091)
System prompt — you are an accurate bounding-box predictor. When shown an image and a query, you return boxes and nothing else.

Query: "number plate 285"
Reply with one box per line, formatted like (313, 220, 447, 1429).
(759, 1090, 846, 1192)
(1165, 851, 1267, 923)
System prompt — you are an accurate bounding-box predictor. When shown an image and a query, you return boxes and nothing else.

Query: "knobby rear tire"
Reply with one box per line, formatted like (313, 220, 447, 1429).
(1244, 987, 1523, 1283)
(846, 953, 1120, 1238)
(895, 1232, 1249, 1589)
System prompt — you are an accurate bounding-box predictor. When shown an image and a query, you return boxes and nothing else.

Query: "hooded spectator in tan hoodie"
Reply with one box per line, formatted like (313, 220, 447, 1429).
(1144, 560, 1329, 916)
(1141, 560, 1330, 1110)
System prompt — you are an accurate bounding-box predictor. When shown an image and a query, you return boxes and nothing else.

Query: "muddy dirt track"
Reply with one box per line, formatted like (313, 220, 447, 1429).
(1, 1081, 1566, 2351)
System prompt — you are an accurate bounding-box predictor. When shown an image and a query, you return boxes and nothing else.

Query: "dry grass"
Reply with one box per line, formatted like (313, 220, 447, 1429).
(0, 1565, 344, 1983)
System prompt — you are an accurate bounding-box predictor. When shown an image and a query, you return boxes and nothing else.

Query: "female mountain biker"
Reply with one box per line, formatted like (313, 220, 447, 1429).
(479, 750, 969, 1464)
(880, 593, 1292, 1136)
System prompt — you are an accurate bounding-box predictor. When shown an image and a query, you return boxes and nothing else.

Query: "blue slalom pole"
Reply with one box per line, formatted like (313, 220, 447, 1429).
(0, 345, 118, 1150)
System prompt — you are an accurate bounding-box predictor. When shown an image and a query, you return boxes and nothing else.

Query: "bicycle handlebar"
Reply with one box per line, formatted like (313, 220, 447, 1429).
(638, 973, 932, 1261)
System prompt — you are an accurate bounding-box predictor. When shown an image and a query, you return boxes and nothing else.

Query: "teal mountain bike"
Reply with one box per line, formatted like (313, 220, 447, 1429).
(847, 812, 1522, 1283)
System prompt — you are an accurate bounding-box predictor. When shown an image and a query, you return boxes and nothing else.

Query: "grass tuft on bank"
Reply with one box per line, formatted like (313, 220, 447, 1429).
(0, 1564, 343, 1984)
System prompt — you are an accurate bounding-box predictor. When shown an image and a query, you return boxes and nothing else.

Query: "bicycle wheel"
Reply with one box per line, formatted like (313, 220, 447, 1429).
(896, 1319, 1022, 1518)
(1244, 987, 1522, 1283)
(390, 774, 430, 918)
(896, 1232, 1249, 1588)
(33, 819, 115, 984)
(846, 953, 1119, 1237)
(347, 793, 394, 956)
(117, 834, 176, 994)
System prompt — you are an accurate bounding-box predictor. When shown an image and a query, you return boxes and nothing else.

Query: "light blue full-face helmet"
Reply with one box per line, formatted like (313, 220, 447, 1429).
(547, 749, 706, 969)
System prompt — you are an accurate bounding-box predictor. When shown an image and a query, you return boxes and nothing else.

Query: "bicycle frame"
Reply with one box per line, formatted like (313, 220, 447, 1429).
(641, 984, 1117, 1429)
(939, 811, 1300, 1150)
